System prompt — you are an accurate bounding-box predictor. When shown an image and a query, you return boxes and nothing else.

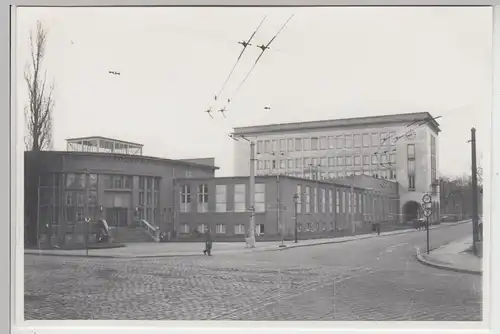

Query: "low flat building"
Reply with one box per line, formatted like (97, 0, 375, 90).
(174, 174, 399, 239)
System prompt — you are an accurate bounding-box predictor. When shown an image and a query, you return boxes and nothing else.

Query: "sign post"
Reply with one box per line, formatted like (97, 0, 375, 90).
(422, 194, 432, 254)
(85, 216, 90, 257)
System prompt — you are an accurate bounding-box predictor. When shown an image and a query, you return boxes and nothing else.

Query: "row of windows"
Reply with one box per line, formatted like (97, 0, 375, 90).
(258, 169, 397, 181)
(407, 144, 416, 191)
(179, 223, 263, 235)
(295, 184, 396, 216)
(180, 184, 266, 213)
(257, 153, 396, 171)
(256, 132, 397, 154)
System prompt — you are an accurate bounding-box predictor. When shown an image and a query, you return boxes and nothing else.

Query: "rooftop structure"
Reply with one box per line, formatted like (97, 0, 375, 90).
(66, 136, 144, 155)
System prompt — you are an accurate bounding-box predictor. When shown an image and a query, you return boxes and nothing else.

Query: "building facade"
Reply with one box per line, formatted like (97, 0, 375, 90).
(24, 142, 218, 245)
(175, 175, 398, 239)
(232, 112, 441, 223)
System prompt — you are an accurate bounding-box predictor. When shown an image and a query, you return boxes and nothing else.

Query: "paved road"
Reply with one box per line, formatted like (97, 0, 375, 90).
(25, 222, 482, 321)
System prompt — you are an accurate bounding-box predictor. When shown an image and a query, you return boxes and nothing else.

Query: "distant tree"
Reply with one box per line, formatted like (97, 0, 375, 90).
(24, 21, 54, 151)
(24, 21, 55, 247)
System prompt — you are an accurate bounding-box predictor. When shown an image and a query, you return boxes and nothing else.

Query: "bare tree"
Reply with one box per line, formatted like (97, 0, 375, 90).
(24, 21, 54, 151)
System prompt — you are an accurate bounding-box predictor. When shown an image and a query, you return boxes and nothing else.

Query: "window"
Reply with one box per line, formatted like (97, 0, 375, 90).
(408, 143, 416, 190)
(431, 136, 437, 183)
(146, 192, 152, 206)
(354, 156, 361, 166)
(264, 140, 271, 153)
(362, 134, 370, 147)
(76, 209, 84, 222)
(342, 191, 346, 213)
(234, 224, 245, 235)
(180, 224, 190, 234)
(336, 189, 340, 213)
(296, 185, 302, 214)
(320, 137, 327, 150)
(76, 192, 84, 206)
(180, 185, 191, 213)
(353, 193, 357, 213)
(372, 154, 378, 165)
(328, 136, 336, 149)
(254, 183, 266, 212)
(216, 185, 227, 212)
(272, 160, 277, 169)
(337, 136, 345, 149)
(304, 138, 311, 151)
(320, 157, 327, 167)
(295, 138, 302, 151)
(197, 224, 207, 233)
(295, 158, 302, 168)
(381, 154, 388, 164)
(354, 134, 361, 148)
(272, 140, 278, 152)
(280, 139, 286, 152)
(287, 159, 293, 169)
(287, 139, 294, 152)
(358, 192, 362, 213)
(197, 184, 209, 213)
(312, 158, 318, 166)
(279, 159, 286, 169)
(313, 188, 318, 213)
(311, 137, 319, 150)
(345, 135, 353, 148)
(347, 192, 351, 213)
(139, 192, 145, 206)
(363, 155, 370, 166)
(380, 132, 388, 145)
(390, 153, 396, 164)
(371, 133, 379, 147)
(265, 160, 271, 169)
(390, 132, 397, 145)
(234, 184, 246, 212)
(257, 224, 265, 235)
(346, 156, 353, 167)
(258, 160, 264, 170)
(257, 141, 264, 154)
(328, 157, 335, 167)
(321, 189, 326, 213)
(216, 224, 226, 234)
(304, 158, 311, 166)
(337, 156, 345, 166)
(329, 189, 333, 213)
(305, 186, 311, 213)
(390, 170, 397, 180)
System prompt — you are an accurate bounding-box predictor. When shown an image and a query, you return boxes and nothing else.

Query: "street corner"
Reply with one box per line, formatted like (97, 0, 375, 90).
(415, 250, 482, 276)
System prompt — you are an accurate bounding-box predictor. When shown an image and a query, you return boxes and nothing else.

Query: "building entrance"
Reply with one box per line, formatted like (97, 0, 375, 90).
(106, 208, 128, 227)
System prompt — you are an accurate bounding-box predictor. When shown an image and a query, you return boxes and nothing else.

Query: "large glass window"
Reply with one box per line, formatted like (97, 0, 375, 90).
(234, 184, 246, 212)
(197, 184, 209, 213)
(254, 184, 266, 212)
(216, 185, 227, 212)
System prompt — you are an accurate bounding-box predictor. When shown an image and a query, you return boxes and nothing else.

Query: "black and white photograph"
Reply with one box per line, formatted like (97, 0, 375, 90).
(19, 5, 489, 322)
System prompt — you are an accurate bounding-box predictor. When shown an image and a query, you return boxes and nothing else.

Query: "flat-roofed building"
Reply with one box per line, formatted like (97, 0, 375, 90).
(232, 112, 441, 223)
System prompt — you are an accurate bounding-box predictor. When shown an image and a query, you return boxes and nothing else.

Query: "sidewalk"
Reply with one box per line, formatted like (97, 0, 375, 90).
(416, 236, 482, 275)
(25, 220, 470, 259)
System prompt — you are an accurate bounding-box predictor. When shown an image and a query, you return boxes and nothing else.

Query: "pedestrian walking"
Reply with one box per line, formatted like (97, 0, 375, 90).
(376, 222, 381, 235)
(203, 228, 213, 256)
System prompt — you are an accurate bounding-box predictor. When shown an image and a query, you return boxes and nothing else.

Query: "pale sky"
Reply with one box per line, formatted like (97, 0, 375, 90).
(16, 6, 492, 177)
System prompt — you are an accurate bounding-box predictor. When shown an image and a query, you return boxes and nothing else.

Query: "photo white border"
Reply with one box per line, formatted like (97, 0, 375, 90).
(2, 1, 498, 334)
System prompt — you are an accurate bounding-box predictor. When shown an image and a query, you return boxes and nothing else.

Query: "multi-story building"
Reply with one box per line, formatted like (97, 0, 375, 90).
(24, 136, 218, 245)
(232, 112, 441, 223)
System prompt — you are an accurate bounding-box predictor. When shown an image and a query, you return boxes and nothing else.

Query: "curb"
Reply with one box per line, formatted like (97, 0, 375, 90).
(25, 220, 471, 259)
(415, 252, 482, 276)
(267, 219, 471, 253)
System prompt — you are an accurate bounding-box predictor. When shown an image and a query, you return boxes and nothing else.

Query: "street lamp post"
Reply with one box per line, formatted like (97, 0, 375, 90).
(293, 193, 299, 243)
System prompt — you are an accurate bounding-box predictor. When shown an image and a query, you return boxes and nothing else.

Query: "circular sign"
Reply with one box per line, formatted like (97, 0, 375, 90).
(84, 217, 91, 223)
(423, 208, 432, 217)
(422, 194, 432, 204)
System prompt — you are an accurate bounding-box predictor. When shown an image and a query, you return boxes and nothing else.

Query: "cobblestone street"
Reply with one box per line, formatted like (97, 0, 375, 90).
(25, 222, 482, 321)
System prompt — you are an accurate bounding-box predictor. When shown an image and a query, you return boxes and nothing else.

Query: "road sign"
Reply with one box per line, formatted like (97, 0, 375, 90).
(424, 202, 432, 209)
(423, 208, 432, 217)
(84, 217, 91, 223)
(422, 194, 432, 203)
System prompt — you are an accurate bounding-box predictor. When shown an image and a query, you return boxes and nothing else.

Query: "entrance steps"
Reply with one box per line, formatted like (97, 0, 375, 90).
(110, 227, 155, 243)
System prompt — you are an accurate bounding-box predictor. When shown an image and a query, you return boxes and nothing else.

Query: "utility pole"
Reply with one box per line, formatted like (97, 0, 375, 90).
(471, 128, 479, 255)
(36, 175, 41, 249)
(249, 141, 256, 247)
(84, 169, 90, 257)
